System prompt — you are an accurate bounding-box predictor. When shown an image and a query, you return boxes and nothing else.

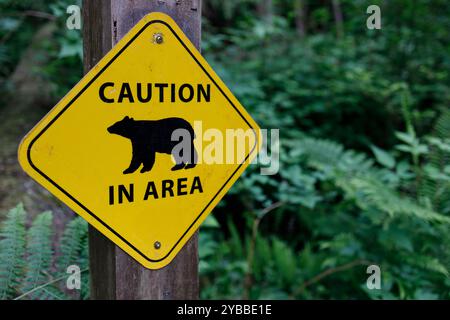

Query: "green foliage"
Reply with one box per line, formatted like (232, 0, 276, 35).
(371, 145, 396, 169)
(58, 217, 88, 270)
(420, 110, 450, 214)
(1, 0, 450, 300)
(0, 204, 26, 299)
(198, 0, 450, 300)
(0, 0, 82, 108)
(0, 205, 88, 300)
(58, 217, 89, 300)
(201, 128, 450, 299)
(21, 211, 56, 299)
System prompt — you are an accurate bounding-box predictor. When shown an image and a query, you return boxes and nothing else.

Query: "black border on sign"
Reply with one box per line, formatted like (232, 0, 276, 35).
(26, 20, 258, 263)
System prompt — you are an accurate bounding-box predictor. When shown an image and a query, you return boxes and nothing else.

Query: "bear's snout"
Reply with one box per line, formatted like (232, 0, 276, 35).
(107, 125, 118, 134)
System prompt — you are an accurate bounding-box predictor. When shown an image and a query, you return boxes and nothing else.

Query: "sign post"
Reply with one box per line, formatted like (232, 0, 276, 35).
(82, 0, 202, 299)
(19, 0, 260, 299)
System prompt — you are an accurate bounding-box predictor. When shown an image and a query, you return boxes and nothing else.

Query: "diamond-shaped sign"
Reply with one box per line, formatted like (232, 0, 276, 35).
(18, 12, 261, 269)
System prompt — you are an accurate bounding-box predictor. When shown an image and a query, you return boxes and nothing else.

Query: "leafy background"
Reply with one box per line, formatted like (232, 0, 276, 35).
(0, 0, 449, 299)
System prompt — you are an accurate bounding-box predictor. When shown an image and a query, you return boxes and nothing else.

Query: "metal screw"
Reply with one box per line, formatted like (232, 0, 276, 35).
(154, 241, 161, 249)
(191, 0, 199, 11)
(154, 33, 163, 44)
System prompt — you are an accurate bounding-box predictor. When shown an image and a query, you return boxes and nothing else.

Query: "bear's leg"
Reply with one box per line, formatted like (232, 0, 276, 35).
(171, 148, 185, 171)
(123, 143, 143, 174)
(171, 163, 185, 171)
(140, 151, 155, 173)
(123, 156, 141, 174)
(184, 142, 198, 169)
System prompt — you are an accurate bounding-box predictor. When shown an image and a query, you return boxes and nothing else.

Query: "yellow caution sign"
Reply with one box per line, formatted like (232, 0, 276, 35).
(18, 12, 261, 269)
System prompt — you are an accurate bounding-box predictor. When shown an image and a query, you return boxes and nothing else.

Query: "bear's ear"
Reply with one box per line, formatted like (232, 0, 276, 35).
(130, 117, 134, 121)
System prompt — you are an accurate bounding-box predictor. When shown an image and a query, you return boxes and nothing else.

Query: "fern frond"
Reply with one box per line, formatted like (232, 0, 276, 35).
(271, 238, 297, 287)
(56, 217, 89, 299)
(420, 110, 450, 212)
(38, 285, 67, 300)
(253, 235, 271, 281)
(80, 267, 90, 300)
(57, 217, 88, 273)
(299, 136, 449, 223)
(299, 137, 373, 174)
(433, 110, 450, 143)
(0, 204, 26, 300)
(21, 211, 55, 300)
(343, 176, 450, 224)
(78, 225, 89, 300)
(403, 254, 449, 277)
(299, 137, 345, 171)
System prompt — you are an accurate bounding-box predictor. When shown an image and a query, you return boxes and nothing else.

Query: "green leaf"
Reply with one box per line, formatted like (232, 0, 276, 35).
(395, 131, 416, 145)
(371, 145, 396, 169)
(202, 215, 220, 228)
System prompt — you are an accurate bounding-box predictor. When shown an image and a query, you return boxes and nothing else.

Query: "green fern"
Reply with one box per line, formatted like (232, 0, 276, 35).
(227, 217, 244, 258)
(341, 176, 450, 224)
(58, 217, 88, 271)
(271, 238, 297, 288)
(20, 211, 57, 300)
(76, 228, 90, 300)
(253, 234, 271, 281)
(403, 253, 449, 277)
(299, 136, 450, 224)
(0, 205, 89, 300)
(57, 217, 89, 300)
(0, 204, 26, 299)
(299, 137, 373, 174)
(420, 110, 450, 213)
(299, 137, 345, 171)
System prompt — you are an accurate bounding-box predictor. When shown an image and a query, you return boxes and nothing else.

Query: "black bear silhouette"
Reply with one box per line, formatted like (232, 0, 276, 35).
(107, 116, 198, 174)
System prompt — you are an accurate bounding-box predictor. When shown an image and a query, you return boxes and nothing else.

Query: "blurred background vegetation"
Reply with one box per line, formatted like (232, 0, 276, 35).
(0, 0, 450, 300)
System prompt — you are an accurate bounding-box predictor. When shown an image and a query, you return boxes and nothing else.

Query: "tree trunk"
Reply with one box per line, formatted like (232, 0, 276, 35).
(332, 0, 344, 38)
(294, 0, 307, 38)
(257, 0, 273, 25)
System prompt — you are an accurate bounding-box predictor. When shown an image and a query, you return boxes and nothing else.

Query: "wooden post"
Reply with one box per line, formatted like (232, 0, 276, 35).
(82, 0, 201, 300)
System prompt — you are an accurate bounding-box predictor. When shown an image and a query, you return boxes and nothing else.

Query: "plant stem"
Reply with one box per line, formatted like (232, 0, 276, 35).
(14, 268, 88, 300)
(242, 201, 285, 299)
(294, 259, 372, 296)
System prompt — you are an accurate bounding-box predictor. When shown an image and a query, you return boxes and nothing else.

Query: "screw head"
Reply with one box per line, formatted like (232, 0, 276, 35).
(154, 241, 161, 249)
(154, 33, 163, 44)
